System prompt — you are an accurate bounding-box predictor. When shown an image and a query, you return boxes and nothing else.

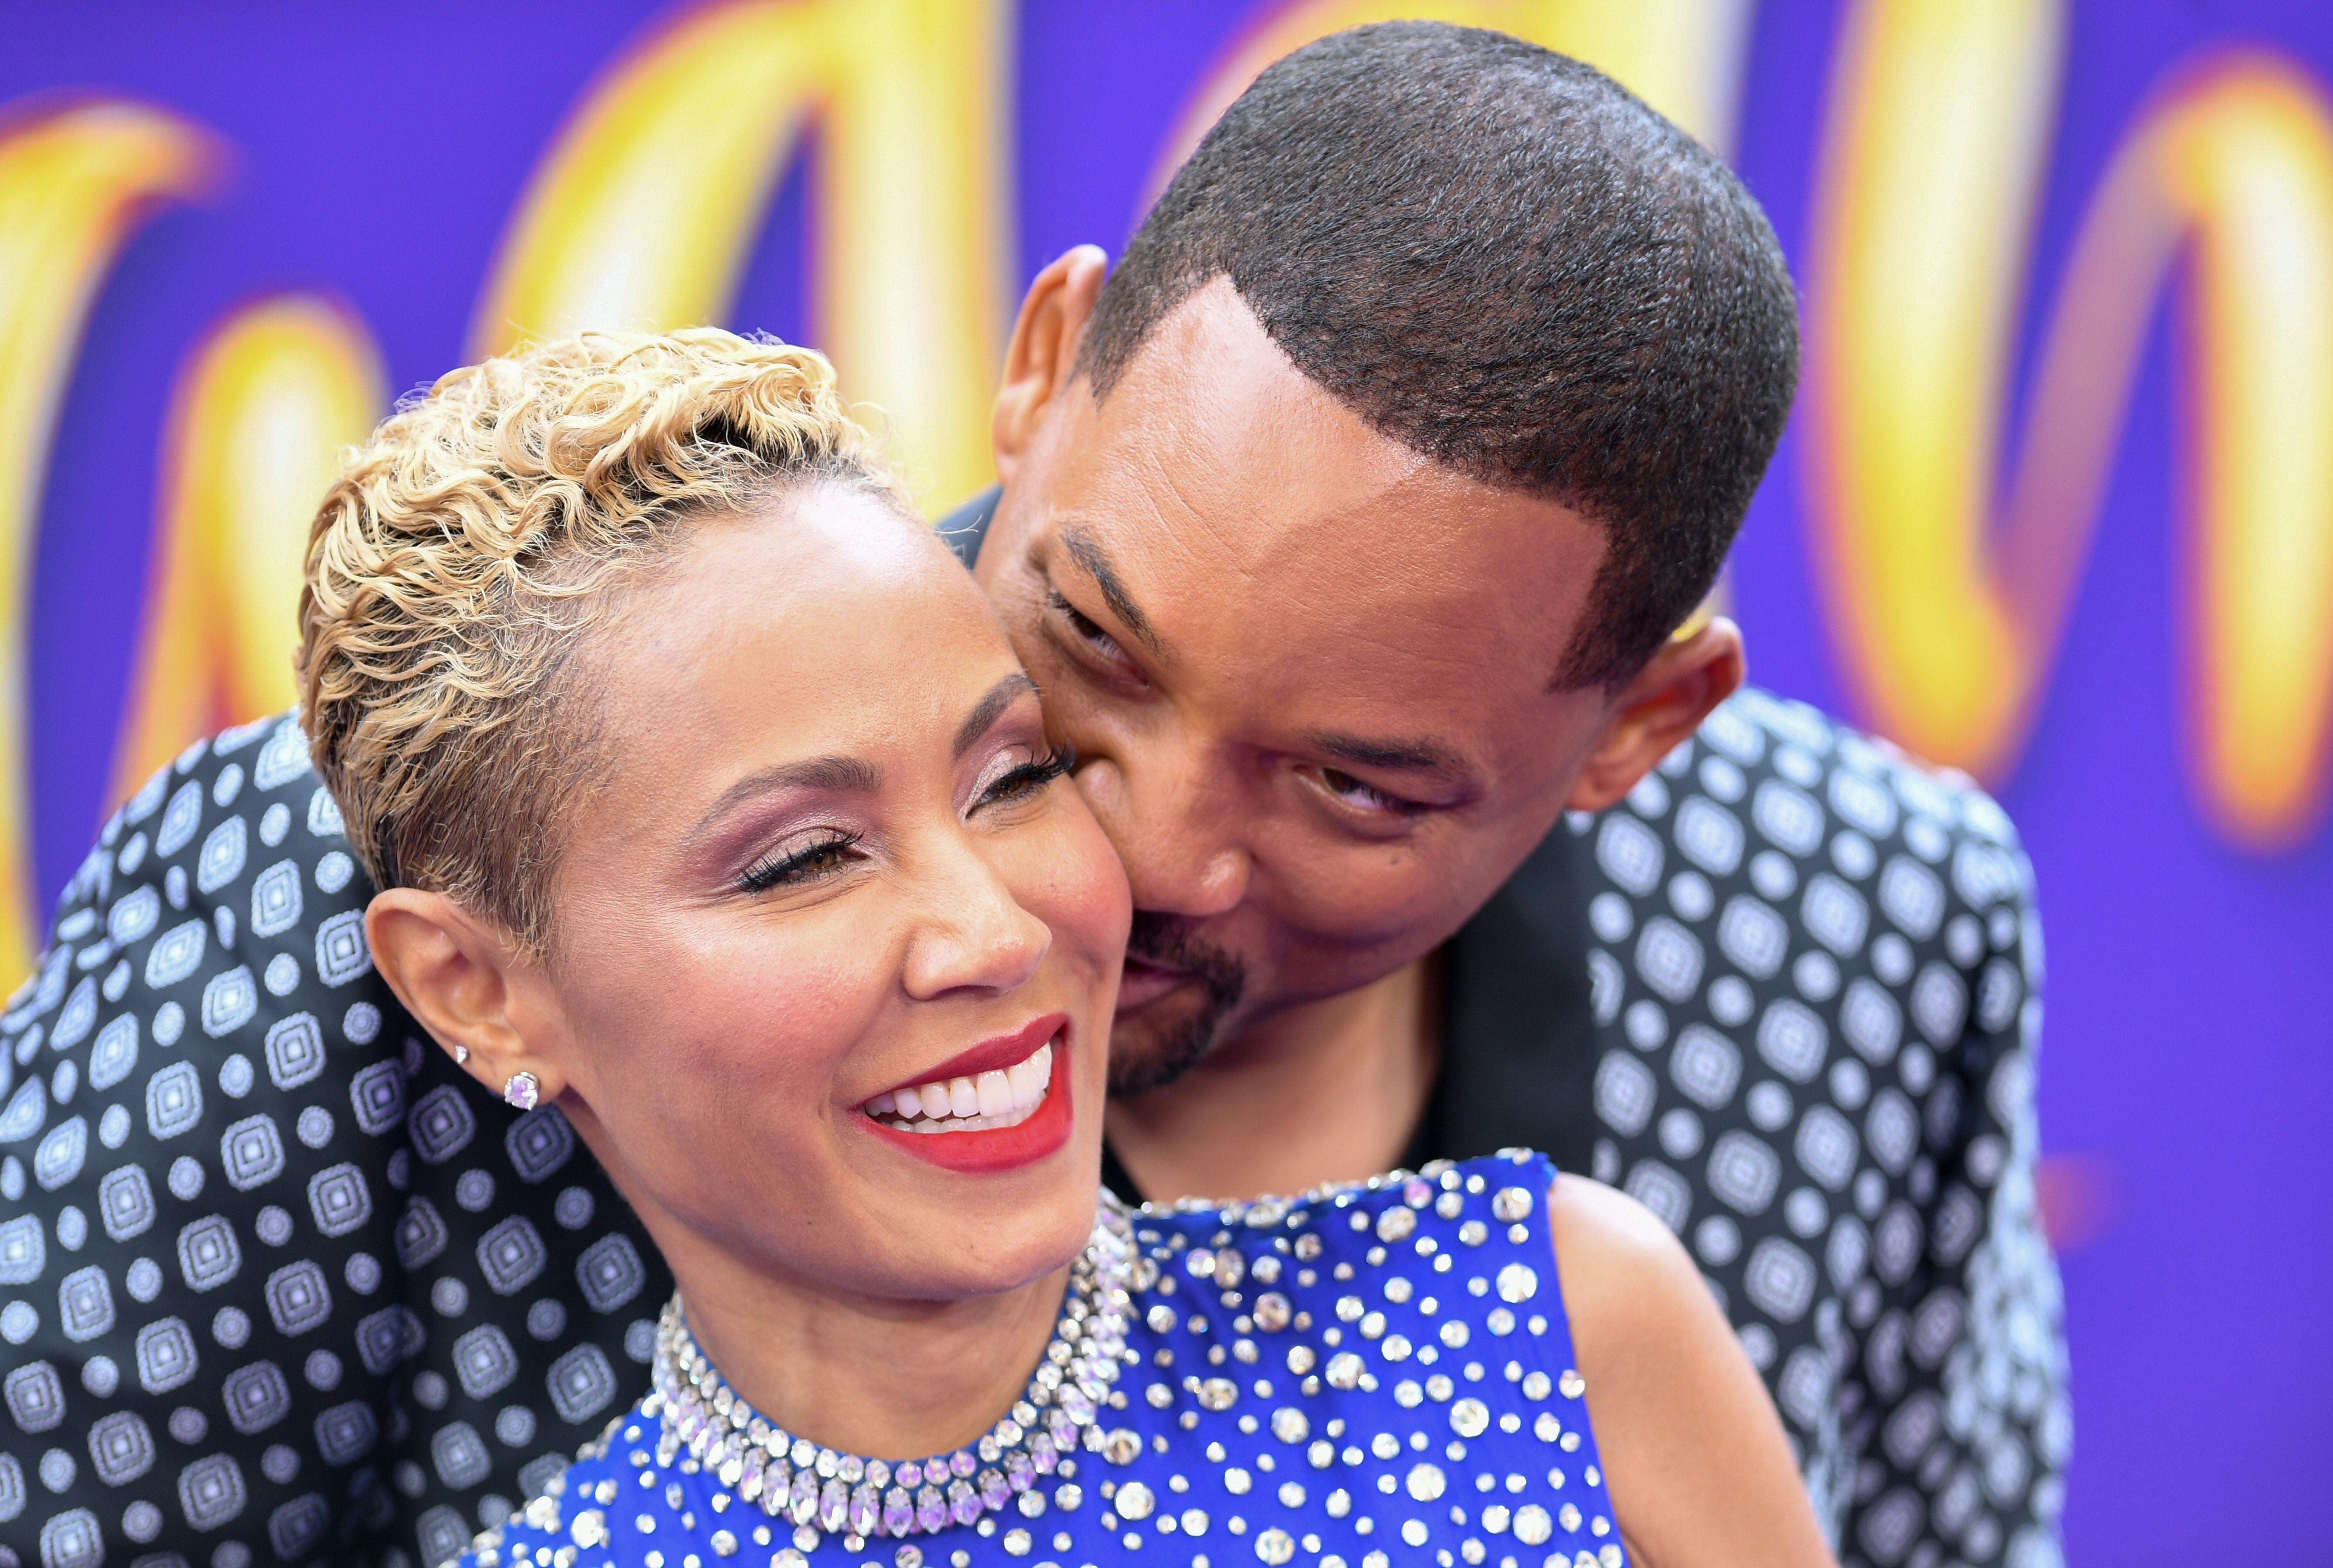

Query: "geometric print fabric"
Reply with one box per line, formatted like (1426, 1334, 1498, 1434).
(1570, 688, 2068, 1568)
(0, 714, 664, 1568)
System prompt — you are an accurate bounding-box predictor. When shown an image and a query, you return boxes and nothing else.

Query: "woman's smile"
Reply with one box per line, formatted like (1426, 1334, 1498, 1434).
(861, 1013, 1075, 1172)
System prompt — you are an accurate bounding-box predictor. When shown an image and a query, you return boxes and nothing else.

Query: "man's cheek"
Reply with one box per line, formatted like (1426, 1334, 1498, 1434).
(1273, 857, 1476, 951)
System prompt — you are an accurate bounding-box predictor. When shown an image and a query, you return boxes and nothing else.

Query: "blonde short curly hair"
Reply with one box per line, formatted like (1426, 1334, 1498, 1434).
(298, 327, 907, 955)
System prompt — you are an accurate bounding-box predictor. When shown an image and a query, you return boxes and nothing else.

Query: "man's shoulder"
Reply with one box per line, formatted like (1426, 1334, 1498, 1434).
(1529, 685, 2036, 959)
(7, 708, 386, 1075)
(1708, 684, 2030, 874)
(0, 710, 669, 1563)
(1451, 685, 2041, 1176)
(1553, 680, 2045, 1190)
(1571, 682, 2036, 1046)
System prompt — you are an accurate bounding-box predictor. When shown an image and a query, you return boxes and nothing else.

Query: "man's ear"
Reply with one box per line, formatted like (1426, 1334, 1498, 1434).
(992, 245, 1109, 483)
(364, 888, 569, 1105)
(1566, 617, 1747, 812)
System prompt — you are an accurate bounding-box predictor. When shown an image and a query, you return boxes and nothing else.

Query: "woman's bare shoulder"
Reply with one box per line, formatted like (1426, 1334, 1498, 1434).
(1545, 1172, 1838, 1568)
(1544, 1172, 1714, 1338)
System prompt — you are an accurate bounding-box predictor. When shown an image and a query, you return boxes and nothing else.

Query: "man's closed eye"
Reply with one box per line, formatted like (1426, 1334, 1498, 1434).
(1047, 589, 1144, 680)
(1309, 765, 1427, 817)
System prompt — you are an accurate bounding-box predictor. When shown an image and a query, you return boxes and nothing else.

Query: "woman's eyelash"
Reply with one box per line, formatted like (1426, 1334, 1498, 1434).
(732, 749, 1070, 893)
(977, 745, 1074, 808)
(734, 832, 863, 894)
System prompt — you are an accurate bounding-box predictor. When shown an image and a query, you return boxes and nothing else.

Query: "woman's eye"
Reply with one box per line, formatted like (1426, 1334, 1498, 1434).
(972, 747, 1072, 812)
(1316, 766, 1416, 816)
(735, 832, 864, 894)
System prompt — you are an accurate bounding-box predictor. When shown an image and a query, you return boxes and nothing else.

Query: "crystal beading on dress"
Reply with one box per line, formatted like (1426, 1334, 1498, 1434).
(646, 1200, 1150, 1551)
(456, 1151, 1627, 1568)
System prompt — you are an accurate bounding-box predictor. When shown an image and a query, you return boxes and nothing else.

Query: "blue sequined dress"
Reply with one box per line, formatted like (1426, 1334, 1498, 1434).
(458, 1151, 1625, 1568)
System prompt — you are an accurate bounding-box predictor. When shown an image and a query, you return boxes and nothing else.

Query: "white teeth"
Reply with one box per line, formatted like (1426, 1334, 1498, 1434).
(1007, 1054, 1041, 1111)
(905, 1103, 1038, 1133)
(1021, 1043, 1054, 1108)
(863, 1032, 1061, 1131)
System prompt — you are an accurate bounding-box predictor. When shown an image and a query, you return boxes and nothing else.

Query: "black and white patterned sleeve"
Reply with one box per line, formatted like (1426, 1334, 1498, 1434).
(0, 715, 425, 1568)
(0, 713, 670, 1568)
(1569, 689, 2068, 1568)
(1831, 765, 2069, 1568)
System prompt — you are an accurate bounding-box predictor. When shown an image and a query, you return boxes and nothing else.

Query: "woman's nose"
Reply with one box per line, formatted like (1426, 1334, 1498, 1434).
(901, 845, 1052, 1000)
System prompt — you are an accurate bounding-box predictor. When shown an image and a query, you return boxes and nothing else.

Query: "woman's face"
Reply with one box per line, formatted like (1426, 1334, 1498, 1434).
(512, 485, 1130, 1303)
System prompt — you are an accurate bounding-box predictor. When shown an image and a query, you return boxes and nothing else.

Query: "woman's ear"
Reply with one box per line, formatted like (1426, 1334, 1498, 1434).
(992, 245, 1109, 483)
(364, 889, 570, 1106)
(1565, 616, 1747, 812)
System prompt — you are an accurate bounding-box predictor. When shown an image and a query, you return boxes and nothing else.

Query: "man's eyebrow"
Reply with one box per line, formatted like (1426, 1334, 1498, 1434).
(688, 756, 882, 842)
(1054, 522, 1162, 654)
(954, 673, 1038, 759)
(1307, 730, 1478, 783)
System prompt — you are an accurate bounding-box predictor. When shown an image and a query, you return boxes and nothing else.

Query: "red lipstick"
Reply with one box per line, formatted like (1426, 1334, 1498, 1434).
(861, 1015, 1074, 1175)
(888, 1013, 1065, 1090)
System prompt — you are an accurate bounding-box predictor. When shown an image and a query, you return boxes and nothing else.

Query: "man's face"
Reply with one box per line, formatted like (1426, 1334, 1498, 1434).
(977, 277, 1627, 1091)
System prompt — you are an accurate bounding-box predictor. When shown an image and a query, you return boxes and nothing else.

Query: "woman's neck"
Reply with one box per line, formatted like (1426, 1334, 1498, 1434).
(566, 1108, 1077, 1460)
(667, 1239, 1072, 1460)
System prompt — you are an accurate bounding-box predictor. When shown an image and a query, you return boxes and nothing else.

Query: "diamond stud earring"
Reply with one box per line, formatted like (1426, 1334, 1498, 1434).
(454, 1045, 469, 1066)
(503, 1071, 539, 1111)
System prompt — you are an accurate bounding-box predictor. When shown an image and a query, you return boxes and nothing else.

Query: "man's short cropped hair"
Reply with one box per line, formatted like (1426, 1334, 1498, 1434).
(1077, 20, 1800, 690)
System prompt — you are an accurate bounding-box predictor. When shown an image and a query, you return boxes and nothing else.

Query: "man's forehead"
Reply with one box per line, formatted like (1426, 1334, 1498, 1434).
(1061, 277, 1603, 604)
(1036, 279, 1610, 723)
(1072, 279, 1435, 527)
(1038, 473, 1604, 699)
(1034, 505, 1597, 785)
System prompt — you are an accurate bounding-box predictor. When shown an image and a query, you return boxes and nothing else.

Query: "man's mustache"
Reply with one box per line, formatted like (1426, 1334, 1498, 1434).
(1110, 912, 1249, 1097)
(1124, 910, 1246, 1007)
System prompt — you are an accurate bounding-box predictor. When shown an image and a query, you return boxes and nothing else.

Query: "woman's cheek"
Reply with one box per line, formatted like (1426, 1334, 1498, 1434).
(1036, 801, 1134, 981)
(668, 936, 879, 1126)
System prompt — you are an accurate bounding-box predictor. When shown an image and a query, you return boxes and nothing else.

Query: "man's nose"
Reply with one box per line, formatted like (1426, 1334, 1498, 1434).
(1075, 750, 1251, 920)
(902, 841, 1052, 1000)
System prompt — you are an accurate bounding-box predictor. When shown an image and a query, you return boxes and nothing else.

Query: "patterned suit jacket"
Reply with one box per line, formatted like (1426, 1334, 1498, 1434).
(1482, 689, 2071, 1568)
(0, 688, 2065, 1568)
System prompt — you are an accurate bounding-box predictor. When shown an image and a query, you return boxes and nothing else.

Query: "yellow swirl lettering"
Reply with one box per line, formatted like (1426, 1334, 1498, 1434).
(472, 0, 1008, 506)
(0, 99, 218, 973)
(1807, 0, 2333, 846)
(112, 295, 385, 803)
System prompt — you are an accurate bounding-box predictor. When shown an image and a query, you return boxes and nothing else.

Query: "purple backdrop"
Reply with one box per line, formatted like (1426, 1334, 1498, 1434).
(6, 2, 2331, 1557)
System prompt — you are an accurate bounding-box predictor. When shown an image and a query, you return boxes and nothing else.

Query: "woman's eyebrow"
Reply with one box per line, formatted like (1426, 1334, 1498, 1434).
(953, 673, 1039, 759)
(686, 755, 884, 843)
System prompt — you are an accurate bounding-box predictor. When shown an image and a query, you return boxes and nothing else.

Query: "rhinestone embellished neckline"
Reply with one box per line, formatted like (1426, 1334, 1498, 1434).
(646, 1197, 1153, 1557)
